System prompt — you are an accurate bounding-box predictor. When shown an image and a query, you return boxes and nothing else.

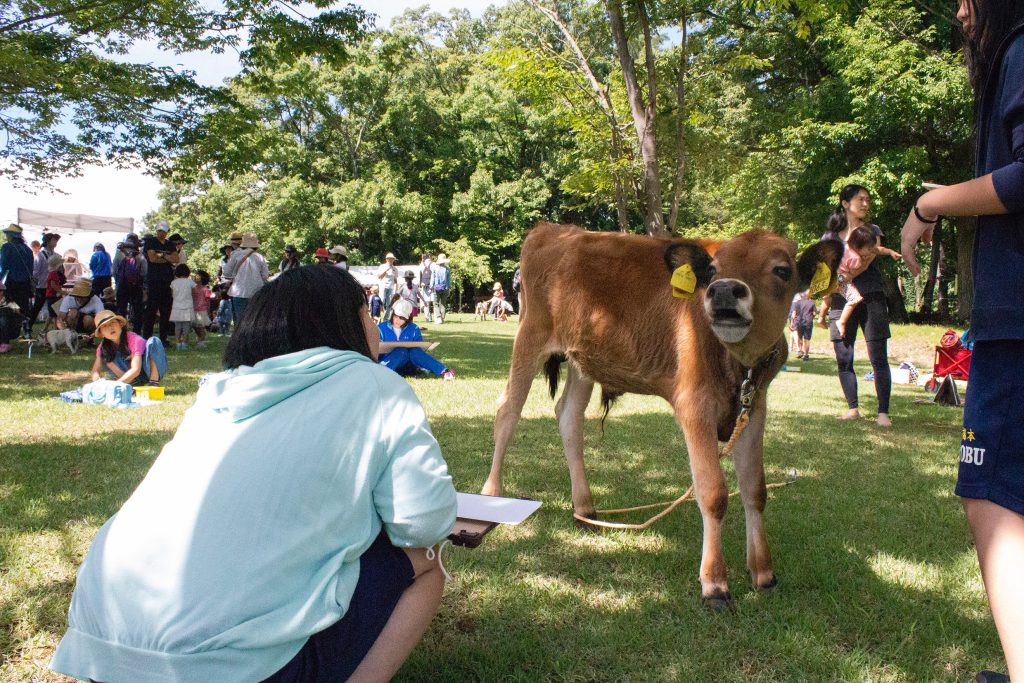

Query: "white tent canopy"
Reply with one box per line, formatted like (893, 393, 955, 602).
(18, 208, 134, 233)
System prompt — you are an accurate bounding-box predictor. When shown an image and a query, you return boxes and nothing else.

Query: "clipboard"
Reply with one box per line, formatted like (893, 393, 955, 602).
(448, 492, 542, 548)
(377, 341, 440, 354)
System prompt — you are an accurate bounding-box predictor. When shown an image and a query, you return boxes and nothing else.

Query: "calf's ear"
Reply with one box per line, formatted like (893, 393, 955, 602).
(796, 238, 844, 299)
(664, 240, 714, 298)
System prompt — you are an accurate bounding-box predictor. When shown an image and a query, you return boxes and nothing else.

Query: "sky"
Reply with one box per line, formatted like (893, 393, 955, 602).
(0, 1, 505, 257)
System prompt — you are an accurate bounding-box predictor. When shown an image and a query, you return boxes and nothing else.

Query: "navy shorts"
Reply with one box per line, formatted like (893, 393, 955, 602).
(955, 340, 1024, 517)
(796, 322, 813, 341)
(261, 533, 415, 683)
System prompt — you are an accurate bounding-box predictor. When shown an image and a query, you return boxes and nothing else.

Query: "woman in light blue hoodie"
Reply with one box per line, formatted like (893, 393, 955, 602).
(52, 265, 458, 683)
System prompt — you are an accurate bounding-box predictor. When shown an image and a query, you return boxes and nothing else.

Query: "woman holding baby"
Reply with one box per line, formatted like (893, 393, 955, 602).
(819, 184, 902, 428)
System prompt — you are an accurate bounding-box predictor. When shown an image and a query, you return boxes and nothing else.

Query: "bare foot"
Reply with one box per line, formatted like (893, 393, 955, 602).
(876, 413, 891, 428)
(837, 409, 860, 421)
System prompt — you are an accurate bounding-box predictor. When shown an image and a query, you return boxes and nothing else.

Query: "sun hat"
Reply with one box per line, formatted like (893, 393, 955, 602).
(101, 286, 116, 301)
(329, 245, 347, 256)
(93, 309, 128, 337)
(392, 299, 414, 320)
(314, 247, 330, 259)
(385, 252, 396, 260)
(70, 279, 94, 297)
(404, 270, 415, 279)
(168, 233, 187, 244)
(229, 231, 243, 242)
(42, 232, 61, 243)
(47, 254, 64, 271)
(436, 253, 449, 264)
(4, 223, 21, 234)
(493, 282, 502, 290)
(240, 234, 259, 249)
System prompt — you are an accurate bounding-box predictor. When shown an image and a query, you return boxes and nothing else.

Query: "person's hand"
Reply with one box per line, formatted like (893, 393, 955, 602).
(901, 202, 936, 277)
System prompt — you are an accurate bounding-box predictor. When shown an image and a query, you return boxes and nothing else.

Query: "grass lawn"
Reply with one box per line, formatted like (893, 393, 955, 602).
(0, 316, 1002, 682)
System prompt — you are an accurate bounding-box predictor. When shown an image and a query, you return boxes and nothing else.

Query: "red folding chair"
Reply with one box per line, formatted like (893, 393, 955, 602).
(926, 329, 972, 391)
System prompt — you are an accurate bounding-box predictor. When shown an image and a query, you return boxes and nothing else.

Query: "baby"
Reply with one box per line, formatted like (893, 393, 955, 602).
(835, 226, 878, 337)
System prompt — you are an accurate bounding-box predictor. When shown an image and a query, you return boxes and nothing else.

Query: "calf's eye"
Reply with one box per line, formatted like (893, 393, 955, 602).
(773, 266, 792, 280)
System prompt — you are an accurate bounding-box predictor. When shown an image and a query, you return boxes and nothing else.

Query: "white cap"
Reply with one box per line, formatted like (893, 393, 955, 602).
(392, 299, 414, 319)
(329, 245, 347, 255)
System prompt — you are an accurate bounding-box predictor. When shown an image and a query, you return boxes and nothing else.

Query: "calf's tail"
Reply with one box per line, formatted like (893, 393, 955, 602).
(544, 353, 566, 398)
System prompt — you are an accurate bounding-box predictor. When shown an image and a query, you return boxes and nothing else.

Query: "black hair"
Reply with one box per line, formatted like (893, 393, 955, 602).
(826, 184, 870, 234)
(964, 0, 1024, 111)
(196, 269, 211, 286)
(94, 243, 106, 253)
(223, 264, 372, 369)
(847, 225, 876, 251)
(174, 264, 191, 278)
(100, 324, 130, 364)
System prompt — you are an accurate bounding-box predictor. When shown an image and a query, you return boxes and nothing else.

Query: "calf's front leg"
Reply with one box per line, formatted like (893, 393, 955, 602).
(730, 401, 776, 591)
(678, 402, 731, 609)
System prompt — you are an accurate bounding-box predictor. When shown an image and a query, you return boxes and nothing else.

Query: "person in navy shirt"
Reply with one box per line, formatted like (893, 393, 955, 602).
(903, 3, 1024, 680)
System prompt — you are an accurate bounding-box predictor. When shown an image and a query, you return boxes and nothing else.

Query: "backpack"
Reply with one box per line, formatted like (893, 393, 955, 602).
(118, 256, 142, 287)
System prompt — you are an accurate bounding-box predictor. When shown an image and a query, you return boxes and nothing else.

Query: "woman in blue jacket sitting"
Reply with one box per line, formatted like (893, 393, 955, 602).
(378, 298, 455, 380)
(51, 265, 457, 683)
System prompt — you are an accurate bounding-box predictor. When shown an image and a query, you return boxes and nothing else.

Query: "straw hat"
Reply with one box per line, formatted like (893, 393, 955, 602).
(314, 247, 330, 259)
(385, 252, 396, 260)
(392, 299, 414, 320)
(240, 234, 259, 249)
(436, 253, 449, 265)
(93, 310, 128, 336)
(493, 282, 503, 291)
(70, 279, 93, 297)
(329, 245, 347, 256)
(101, 286, 116, 301)
(229, 231, 243, 242)
(47, 254, 64, 271)
(4, 223, 21, 235)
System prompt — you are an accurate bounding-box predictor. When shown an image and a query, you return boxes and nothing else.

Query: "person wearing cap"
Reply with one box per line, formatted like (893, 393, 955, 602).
(313, 247, 331, 264)
(168, 233, 188, 266)
(0, 282, 26, 352)
(376, 253, 399, 316)
(428, 253, 451, 324)
(0, 223, 34, 336)
(113, 235, 146, 333)
(329, 245, 349, 271)
(89, 243, 113, 296)
(377, 299, 454, 380)
(52, 266, 455, 683)
(279, 245, 302, 274)
(89, 310, 166, 387)
(29, 232, 61, 333)
(222, 233, 269, 324)
(59, 279, 105, 334)
(143, 220, 180, 344)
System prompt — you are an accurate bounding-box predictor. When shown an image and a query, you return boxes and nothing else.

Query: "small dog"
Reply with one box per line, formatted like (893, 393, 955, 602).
(474, 300, 489, 321)
(41, 329, 86, 354)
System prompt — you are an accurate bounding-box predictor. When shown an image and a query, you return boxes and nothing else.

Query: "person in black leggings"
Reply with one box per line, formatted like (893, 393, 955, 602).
(820, 184, 902, 427)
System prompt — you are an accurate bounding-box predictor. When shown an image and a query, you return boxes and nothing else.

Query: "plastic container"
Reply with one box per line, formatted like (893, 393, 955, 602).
(133, 385, 165, 401)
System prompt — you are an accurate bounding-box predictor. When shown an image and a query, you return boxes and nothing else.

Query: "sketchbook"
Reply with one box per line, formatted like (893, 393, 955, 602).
(448, 493, 542, 548)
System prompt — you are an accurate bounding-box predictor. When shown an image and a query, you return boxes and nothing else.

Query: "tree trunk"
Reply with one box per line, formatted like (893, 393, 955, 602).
(668, 2, 687, 234)
(606, 0, 667, 237)
(955, 217, 975, 323)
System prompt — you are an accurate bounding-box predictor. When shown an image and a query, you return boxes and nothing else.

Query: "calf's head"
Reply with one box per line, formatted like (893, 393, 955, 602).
(667, 230, 842, 367)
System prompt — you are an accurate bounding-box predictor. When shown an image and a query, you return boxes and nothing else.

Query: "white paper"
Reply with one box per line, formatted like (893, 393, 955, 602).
(456, 492, 541, 525)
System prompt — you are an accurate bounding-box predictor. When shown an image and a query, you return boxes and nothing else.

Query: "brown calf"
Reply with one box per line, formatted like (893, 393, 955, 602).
(482, 222, 842, 608)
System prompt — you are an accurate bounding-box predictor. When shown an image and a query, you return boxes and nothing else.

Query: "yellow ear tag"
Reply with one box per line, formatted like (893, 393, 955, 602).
(671, 264, 697, 299)
(808, 262, 832, 299)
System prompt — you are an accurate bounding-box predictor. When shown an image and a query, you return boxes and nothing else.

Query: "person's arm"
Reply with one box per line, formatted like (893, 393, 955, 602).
(372, 377, 457, 547)
(222, 251, 239, 280)
(118, 353, 144, 384)
(902, 177, 1008, 276)
(90, 352, 104, 381)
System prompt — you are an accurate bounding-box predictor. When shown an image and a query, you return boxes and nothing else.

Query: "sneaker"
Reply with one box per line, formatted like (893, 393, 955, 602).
(0, 343, 10, 353)
(441, 369, 456, 381)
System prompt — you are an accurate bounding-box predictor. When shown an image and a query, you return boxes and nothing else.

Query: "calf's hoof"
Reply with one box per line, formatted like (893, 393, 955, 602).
(755, 575, 777, 592)
(700, 588, 733, 612)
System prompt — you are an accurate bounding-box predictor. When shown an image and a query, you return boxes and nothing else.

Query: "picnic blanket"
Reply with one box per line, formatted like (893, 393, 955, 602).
(56, 380, 159, 408)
